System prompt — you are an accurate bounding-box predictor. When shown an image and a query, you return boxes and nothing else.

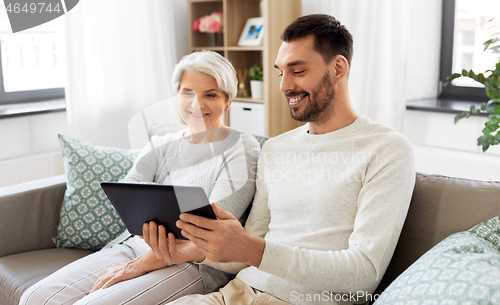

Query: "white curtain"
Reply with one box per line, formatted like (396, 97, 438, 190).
(301, 0, 442, 131)
(64, 0, 184, 149)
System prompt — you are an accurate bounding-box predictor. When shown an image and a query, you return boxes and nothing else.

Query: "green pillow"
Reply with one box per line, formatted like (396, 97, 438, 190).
(374, 217, 500, 305)
(53, 134, 139, 250)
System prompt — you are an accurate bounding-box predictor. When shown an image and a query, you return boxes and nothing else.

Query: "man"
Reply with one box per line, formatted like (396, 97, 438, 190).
(159, 14, 415, 304)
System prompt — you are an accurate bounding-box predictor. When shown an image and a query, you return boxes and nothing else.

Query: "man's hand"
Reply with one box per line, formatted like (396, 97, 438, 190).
(143, 221, 205, 264)
(176, 203, 265, 267)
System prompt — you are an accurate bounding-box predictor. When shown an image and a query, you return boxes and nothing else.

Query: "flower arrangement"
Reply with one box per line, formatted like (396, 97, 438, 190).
(193, 11, 223, 34)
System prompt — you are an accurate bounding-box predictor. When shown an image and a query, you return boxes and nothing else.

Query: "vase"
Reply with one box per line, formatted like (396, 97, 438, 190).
(250, 80, 263, 100)
(208, 33, 218, 47)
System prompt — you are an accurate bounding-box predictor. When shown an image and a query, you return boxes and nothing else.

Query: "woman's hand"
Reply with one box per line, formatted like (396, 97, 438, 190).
(89, 250, 168, 293)
(143, 221, 206, 264)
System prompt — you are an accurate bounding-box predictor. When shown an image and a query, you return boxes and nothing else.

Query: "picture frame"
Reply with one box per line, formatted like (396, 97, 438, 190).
(237, 17, 264, 47)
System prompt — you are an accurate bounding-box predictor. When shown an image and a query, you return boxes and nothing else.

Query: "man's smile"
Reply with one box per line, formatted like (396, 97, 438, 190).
(288, 94, 308, 108)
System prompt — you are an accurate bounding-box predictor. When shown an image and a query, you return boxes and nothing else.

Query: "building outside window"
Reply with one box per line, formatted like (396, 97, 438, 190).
(0, 0, 65, 105)
(440, 0, 500, 101)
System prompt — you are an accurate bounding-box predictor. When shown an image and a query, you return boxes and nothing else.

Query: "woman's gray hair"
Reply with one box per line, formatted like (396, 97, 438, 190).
(171, 50, 238, 101)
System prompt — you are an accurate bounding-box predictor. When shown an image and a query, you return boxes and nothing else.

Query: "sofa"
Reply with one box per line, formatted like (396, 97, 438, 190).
(1, 144, 499, 304)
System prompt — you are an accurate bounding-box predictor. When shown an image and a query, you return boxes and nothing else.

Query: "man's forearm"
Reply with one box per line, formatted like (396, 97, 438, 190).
(242, 235, 266, 267)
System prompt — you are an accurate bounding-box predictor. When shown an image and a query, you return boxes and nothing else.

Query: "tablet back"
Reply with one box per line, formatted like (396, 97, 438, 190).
(100, 182, 215, 239)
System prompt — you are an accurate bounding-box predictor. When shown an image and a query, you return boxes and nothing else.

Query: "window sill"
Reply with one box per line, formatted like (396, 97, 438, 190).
(406, 98, 490, 117)
(0, 99, 66, 119)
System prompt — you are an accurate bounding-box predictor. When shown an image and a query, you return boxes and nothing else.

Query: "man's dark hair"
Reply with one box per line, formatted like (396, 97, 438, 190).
(281, 14, 353, 65)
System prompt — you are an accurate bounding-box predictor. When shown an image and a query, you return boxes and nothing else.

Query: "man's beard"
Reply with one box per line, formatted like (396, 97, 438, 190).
(287, 71, 335, 123)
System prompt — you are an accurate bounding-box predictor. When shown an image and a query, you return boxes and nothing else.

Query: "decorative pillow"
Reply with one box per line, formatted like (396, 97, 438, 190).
(374, 217, 500, 305)
(53, 134, 139, 250)
(465, 216, 500, 250)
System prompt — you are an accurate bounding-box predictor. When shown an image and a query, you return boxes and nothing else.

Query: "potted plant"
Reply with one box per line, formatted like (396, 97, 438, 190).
(249, 65, 263, 99)
(445, 19, 500, 152)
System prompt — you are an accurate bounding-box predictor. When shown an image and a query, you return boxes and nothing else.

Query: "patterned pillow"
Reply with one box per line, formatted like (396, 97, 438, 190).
(374, 217, 500, 305)
(53, 134, 139, 250)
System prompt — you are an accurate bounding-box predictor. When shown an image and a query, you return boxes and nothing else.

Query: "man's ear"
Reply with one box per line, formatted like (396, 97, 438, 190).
(331, 55, 349, 85)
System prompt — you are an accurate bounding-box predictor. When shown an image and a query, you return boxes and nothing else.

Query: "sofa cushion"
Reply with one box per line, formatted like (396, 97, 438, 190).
(374, 217, 500, 304)
(0, 175, 66, 258)
(377, 173, 500, 294)
(0, 248, 93, 305)
(53, 135, 139, 250)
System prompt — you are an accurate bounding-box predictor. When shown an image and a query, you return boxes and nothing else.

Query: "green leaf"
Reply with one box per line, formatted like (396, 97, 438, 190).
(454, 111, 470, 124)
(444, 73, 462, 86)
(477, 73, 486, 83)
(484, 38, 499, 51)
(469, 70, 477, 79)
(477, 134, 492, 152)
(248, 65, 263, 81)
(483, 125, 496, 134)
(484, 123, 499, 132)
(481, 103, 487, 111)
(488, 114, 500, 123)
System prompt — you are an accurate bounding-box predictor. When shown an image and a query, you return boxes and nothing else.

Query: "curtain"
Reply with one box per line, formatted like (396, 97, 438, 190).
(64, 0, 183, 149)
(301, 0, 442, 131)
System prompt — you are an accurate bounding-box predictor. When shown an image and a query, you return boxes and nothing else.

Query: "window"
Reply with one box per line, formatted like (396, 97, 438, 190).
(0, 0, 65, 105)
(439, 0, 499, 102)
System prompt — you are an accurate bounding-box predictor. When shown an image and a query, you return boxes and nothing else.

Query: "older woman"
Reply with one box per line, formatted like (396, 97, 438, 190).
(20, 51, 260, 305)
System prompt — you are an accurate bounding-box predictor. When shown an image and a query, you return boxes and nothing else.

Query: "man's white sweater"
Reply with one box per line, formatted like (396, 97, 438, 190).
(210, 115, 415, 304)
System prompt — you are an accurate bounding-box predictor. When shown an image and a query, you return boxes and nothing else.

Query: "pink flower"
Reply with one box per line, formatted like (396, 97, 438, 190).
(193, 11, 223, 34)
(193, 19, 200, 32)
(199, 15, 210, 33)
(208, 17, 221, 33)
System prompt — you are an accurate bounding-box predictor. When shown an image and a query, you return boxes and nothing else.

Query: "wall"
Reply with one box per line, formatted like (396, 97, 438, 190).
(1, 0, 498, 186)
(300, 0, 499, 181)
(403, 109, 500, 181)
(0, 111, 68, 161)
(0, 111, 68, 187)
(0, 0, 188, 184)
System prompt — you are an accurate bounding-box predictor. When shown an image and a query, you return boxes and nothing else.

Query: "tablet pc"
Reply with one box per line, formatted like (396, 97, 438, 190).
(100, 182, 216, 239)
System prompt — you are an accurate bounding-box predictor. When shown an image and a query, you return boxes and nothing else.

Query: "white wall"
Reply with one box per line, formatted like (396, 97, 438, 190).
(0, 0, 188, 165)
(1, 0, 498, 184)
(403, 109, 500, 181)
(0, 111, 68, 161)
(300, 0, 499, 181)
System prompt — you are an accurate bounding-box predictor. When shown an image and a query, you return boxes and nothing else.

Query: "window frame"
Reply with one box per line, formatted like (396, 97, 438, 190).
(439, 0, 489, 102)
(0, 40, 65, 106)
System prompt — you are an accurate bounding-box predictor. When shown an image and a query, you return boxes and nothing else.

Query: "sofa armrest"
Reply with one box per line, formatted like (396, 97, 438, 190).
(0, 175, 66, 257)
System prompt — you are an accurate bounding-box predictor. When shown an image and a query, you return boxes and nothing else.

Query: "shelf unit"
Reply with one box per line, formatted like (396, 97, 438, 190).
(187, 0, 302, 137)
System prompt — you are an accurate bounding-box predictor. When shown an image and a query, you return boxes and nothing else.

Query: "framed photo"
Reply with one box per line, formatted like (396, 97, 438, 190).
(237, 17, 264, 46)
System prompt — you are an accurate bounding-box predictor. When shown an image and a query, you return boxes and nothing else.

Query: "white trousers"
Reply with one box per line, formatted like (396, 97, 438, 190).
(167, 278, 290, 305)
(19, 240, 205, 305)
